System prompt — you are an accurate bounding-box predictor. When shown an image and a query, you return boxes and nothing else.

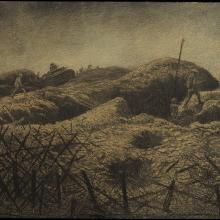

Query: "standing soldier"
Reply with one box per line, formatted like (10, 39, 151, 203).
(170, 97, 179, 118)
(79, 67, 84, 74)
(11, 73, 26, 97)
(87, 64, 92, 70)
(183, 70, 203, 108)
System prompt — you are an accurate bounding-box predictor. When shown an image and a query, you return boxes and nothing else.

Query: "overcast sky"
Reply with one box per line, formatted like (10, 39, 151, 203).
(0, 1, 220, 77)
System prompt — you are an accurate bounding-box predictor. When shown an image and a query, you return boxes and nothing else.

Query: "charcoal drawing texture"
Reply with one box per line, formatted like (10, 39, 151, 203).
(0, 1, 219, 218)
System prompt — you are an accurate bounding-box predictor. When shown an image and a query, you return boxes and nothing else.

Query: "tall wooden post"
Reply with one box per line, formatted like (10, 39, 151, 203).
(174, 38, 185, 96)
(214, 184, 220, 216)
(12, 162, 20, 197)
(39, 180, 45, 215)
(70, 197, 77, 217)
(56, 170, 62, 208)
(31, 169, 37, 210)
(121, 169, 129, 214)
(81, 170, 101, 212)
(163, 179, 175, 212)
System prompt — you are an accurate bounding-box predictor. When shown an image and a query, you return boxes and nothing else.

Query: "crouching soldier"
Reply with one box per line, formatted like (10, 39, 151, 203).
(183, 70, 203, 108)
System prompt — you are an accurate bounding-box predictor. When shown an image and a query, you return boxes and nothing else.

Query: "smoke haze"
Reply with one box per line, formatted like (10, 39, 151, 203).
(0, 2, 220, 77)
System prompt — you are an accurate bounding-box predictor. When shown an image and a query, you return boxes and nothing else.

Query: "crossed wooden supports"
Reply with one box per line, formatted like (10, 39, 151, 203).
(0, 124, 87, 216)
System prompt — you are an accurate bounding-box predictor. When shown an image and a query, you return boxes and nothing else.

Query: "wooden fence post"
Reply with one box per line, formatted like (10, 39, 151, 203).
(56, 169, 62, 208)
(214, 184, 220, 216)
(121, 169, 129, 214)
(70, 197, 77, 217)
(12, 161, 20, 197)
(163, 179, 175, 212)
(31, 169, 37, 210)
(81, 170, 101, 212)
(39, 180, 45, 215)
(0, 174, 20, 212)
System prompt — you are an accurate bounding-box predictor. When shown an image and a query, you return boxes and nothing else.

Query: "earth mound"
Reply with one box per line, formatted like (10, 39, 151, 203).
(114, 57, 219, 118)
(62, 97, 131, 130)
(0, 60, 218, 125)
(4, 94, 219, 216)
(47, 104, 217, 216)
(56, 66, 130, 108)
(176, 89, 220, 125)
(0, 88, 90, 125)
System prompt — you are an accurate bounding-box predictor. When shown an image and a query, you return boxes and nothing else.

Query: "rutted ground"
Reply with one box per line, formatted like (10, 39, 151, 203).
(0, 58, 219, 217)
(12, 96, 218, 216)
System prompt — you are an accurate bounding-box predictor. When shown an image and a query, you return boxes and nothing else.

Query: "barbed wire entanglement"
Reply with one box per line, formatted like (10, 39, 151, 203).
(0, 123, 219, 218)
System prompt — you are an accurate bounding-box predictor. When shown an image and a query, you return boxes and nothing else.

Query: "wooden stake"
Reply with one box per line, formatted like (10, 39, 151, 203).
(39, 180, 45, 215)
(121, 169, 129, 214)
(31, 170, 37, 210)
(174, 38, 185, 96)
(81, 170, 101, 212)
(163, 179, 175, 212)
(12, 161, 20, 197)
(214, 185, 220, 216)
(70, 197, 77, 217)
(56, 170, 62, 208)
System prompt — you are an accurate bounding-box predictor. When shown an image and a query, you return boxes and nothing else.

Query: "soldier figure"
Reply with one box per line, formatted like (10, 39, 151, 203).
(183, 70, 203, 108)
(50, 63, 58, 72)
(79, 67, 84, 74)
(170, 97, 179, 118)
(87, 64, 92, 70)
(11, 73, 26, 97)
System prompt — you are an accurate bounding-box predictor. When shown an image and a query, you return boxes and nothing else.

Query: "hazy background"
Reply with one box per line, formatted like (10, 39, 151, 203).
(0, 1, 220, 78)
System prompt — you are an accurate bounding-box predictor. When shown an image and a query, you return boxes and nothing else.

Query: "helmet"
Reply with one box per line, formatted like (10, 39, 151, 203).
(191, 68, 198, 74)
(171, 98, 177, 103)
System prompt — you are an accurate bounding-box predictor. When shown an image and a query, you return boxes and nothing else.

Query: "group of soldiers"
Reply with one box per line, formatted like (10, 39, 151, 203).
(77, 65, 100, 75)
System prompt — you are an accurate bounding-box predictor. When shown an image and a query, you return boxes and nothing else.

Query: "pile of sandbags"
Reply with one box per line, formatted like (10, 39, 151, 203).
(41, 67, 76, 86)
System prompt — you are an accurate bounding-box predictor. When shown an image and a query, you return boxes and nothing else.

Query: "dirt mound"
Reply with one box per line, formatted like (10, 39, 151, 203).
(114, 57, 219, 118)
(0, 60, 217, 125)
(51, 109, 212, 215)
(42, 88, 89, 121)
(196, 100, 220, 123)
(57, 66, 130, 107)
(176, 89, 220, 125)
(66, 97, 131, 130)
(0, 69, 40, 96)
(9, 98, 219, 216)
(0, 88, 90, 125)
(0, 93, 59, 124)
